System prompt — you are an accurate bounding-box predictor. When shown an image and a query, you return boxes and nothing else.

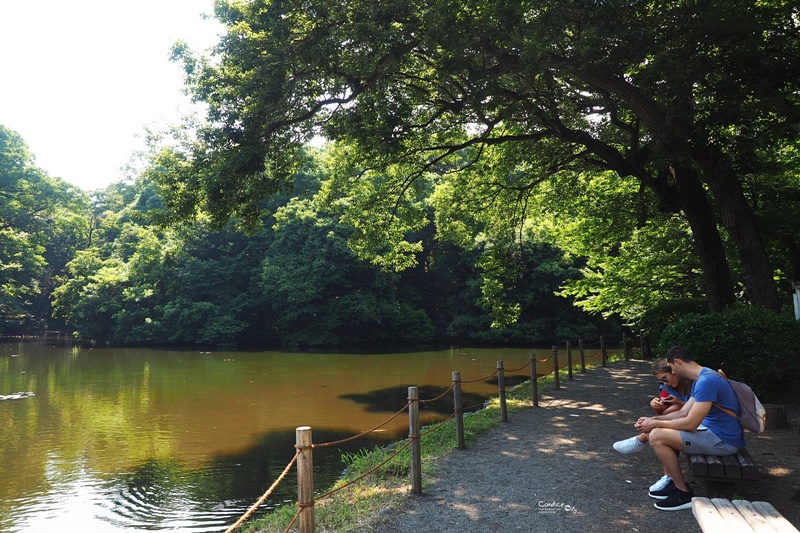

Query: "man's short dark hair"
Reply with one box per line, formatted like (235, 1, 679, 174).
(665, 345, 695, 363)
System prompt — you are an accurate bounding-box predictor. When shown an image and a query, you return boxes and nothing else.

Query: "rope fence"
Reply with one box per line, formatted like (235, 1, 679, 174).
(223, 334, 647, 532)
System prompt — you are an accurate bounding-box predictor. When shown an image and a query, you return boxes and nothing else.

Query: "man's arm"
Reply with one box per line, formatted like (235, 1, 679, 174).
(637, 398, 711, 432)
(653, 397, 694, 420)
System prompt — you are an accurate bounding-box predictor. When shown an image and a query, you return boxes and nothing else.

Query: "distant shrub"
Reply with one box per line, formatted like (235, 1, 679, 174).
(657, 305, 800, 404)
(639, 298, 708, 344)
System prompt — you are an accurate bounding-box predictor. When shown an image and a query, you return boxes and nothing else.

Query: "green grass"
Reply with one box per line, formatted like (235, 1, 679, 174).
(240, 354, 625, 533)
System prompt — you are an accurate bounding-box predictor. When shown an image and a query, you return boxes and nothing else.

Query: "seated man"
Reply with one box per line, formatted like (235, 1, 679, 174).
(634, 345, 746, 511)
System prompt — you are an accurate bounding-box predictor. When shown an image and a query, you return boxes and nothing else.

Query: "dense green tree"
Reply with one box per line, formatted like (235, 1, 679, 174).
(262, 199, 408, 346)
(532, 170, 707, 324)
(158, 224, 272, 346)
(52, 249, 128, 342)
(162, 0, 799, 316)
(0, 125, 89, 333)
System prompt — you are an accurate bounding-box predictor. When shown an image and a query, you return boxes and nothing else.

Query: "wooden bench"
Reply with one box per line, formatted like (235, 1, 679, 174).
(693, 497, 800, 532)
(685, 448, 758, 497)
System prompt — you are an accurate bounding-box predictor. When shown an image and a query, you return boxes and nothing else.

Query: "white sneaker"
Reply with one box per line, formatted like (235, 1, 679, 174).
(649, 474, 672, 492)
(613, 435, 646, 454)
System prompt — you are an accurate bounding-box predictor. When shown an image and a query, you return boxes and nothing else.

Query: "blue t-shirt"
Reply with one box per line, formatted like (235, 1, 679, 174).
(691, 368, 746, 447)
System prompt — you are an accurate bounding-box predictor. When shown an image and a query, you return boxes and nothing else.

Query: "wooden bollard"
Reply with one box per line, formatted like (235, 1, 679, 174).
(601, 335, 607, 367)
(566, 340, 573, 380)
(497, 360, 508, 422)
(639, 330, 645, 358)
(579, 338, 586, 373)
(623, 333, 629, 360)
(552, 345, 560, 389)
(453, 371, 465, 449)
(408, 386, 422, 494)
(296, 426, 314, 533)
(530, 354, 538, 407)
(764, 404, 787, 430)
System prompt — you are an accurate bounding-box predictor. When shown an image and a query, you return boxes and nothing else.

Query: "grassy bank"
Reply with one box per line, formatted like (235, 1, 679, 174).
(240, 358, 619, 533)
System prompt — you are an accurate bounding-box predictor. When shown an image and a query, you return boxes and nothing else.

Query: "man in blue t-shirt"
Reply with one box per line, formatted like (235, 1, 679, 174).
(634, 345, 745, 511)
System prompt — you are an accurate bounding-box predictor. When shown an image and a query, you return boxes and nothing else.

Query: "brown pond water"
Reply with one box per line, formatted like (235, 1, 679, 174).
(0, 341, 601, 532)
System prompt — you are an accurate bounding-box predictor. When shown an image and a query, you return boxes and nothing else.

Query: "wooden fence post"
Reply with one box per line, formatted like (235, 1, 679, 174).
(296, 426, 314, 533)
(623, 332, 629, 360)
(530, 353, 538, 407)
(408, 386, 422, 494)
(566, 340, 573, 380)
(601, 335, 607, 367)
(497, 360, 508, 422)
(552, 345, 560, 389)
(579, 338, 586, 373)
(639, 329, 645, 359)
(452, 371, 465, 450)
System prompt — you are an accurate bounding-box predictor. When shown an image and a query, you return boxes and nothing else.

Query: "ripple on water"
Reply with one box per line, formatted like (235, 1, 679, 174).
(3, 464, 261, 533)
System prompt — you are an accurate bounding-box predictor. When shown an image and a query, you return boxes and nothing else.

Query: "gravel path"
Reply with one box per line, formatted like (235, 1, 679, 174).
(371, 360, 800, 533)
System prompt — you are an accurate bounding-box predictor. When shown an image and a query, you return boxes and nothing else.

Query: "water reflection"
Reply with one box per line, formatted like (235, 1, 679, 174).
(341, 385, 486, 415)
(0, 342, 586, 532)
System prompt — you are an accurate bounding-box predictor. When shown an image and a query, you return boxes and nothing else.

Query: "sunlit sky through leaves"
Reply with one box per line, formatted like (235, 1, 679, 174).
(0, 0, 223, 191)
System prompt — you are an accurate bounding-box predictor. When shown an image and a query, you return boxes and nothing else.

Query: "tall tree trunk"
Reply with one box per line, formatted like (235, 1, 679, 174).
(697, 148, 781, 311)
(673, 166, 737, 312)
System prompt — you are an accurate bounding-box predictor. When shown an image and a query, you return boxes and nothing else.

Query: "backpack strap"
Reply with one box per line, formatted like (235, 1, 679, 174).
(712, 402, 740, 420)
(709, 369, 741, 421)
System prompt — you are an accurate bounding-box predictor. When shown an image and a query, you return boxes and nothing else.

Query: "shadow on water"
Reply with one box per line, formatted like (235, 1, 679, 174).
(483, 374, 534, 388)
(106, 427, 397, 529)
(341, 385, 489, 416)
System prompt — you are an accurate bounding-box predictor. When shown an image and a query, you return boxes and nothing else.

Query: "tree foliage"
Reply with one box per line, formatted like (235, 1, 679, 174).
(0, 126, 89, 334)
(162, 0, 800, 315)
(40, 143, 605, 347)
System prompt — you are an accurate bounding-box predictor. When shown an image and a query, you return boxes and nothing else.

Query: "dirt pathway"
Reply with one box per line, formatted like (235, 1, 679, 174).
(371, 361, 800, 533)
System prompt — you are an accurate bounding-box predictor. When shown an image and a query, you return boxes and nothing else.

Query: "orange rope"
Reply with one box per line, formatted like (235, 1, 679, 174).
(281, 509, 301, 533)
(224, 450, 300, 533)
(461, 368, 500, 384)
(421, 411, 456, 435)
(313, 402, 411, 448)
(316, 440, 412, 501)
(505, 359, 533, 373)
(418, 383, 455, 404)
(463, 399, 489, 411)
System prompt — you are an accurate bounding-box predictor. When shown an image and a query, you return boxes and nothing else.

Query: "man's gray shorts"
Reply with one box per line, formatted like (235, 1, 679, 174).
(679, 427, 739, 455)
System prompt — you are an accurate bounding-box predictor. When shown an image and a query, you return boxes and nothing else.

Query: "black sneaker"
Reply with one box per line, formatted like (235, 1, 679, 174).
(648, 479, 675, 500)
(654, 487, 694, 511)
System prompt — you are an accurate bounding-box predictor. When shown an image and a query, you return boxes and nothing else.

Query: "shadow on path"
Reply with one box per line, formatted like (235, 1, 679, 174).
(374, 361, 800, 533)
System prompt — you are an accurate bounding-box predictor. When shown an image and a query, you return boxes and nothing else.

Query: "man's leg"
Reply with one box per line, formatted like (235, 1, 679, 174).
(647, 428, 688, 491)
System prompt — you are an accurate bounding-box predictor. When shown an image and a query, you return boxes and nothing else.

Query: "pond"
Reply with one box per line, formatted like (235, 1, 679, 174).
(0, 341, 600, 532)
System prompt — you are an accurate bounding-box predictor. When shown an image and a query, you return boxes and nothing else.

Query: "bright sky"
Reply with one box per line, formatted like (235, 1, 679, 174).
(0, 0, 223, 191)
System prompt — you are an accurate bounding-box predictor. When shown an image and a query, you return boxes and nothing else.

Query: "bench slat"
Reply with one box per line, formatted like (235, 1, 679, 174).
(686, 448, 758, 480)
(693, 498, 800, 533)
(693, 497, 736, 533)
(709, 498, 758, 532)
(722, 454, 742, 479)
(732, 500, 781, 532)
(736, 449, 759, 480)
(706, 455, 725, 477)
(750, 501, 800, 533)
(689, 453, 709, 476)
